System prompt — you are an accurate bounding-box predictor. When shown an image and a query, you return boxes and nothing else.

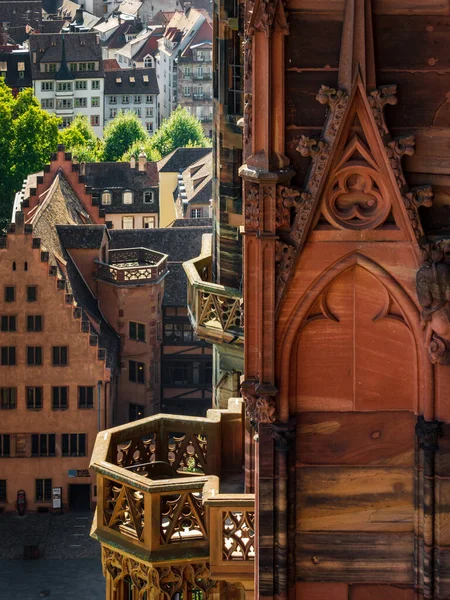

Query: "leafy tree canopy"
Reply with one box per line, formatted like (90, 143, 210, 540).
(0, 81, 59, 228)
(122, 140, 162, 163)
(58, 115, 98, 153)
(102, 110, 147, 162)
(149, 106, 210, 157)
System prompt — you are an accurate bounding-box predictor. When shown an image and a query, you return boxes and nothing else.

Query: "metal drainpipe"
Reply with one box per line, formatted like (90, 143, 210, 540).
(97, 381, 103, 432)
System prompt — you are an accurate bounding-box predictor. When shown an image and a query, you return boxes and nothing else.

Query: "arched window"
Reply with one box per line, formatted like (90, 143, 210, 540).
(101, 191, 112, 205)
(12, 261, 16, 271)
(143, 190, 153, 204)
(144, 55, 153, 68)
(123, 191, 133, 205)
(24, 261, 28, 271)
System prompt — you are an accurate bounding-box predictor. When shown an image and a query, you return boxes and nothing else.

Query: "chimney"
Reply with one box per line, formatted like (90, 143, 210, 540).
(75, 6, 83, 25)
(184, 2, 191, 14)
(138, 150, 147, 172)
(130, 156, 136, 169)
(15, 212, 25, 233)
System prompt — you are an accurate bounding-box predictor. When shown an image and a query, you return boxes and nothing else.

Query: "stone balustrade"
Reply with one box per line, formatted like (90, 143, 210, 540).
(95, 247, 167, 285)
(184, 235, 244, 344)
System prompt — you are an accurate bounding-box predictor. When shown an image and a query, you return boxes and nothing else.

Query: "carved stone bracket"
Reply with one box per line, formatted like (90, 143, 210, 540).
(244, 182, 259, 231)
(241, 381, 277, 425)
(415, 415, 442, 451)
(269, 420, 296, 452)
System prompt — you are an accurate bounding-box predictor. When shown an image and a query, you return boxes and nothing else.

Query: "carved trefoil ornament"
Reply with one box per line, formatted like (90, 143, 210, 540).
(417, 240, 450, 365)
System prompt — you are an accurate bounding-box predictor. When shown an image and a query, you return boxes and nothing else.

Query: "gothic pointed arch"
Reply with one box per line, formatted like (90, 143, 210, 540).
(276, 252, 432, 417)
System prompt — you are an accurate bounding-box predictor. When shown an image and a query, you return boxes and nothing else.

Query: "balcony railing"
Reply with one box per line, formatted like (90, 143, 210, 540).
(183, 234, 243, 344)
(90, 399, 254, 596)
(95, 247, 167, 285)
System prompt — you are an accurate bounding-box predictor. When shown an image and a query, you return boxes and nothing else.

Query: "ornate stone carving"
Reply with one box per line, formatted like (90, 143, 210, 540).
(402, 185, 433, 240)
(248, 0, 288, 37)
(385, 135, 415, 189)
(276, 185, 301, 229)
(367, 84, 398, 136)
(275, 241, 295, 289)
(245, 183, 259, 230)
(416, 239, 450, 364)
(290, 192, 314, 244)
(316, 85, 349, 141)
(103, 547, 216, 597)
(323, 167, 390, 230)
(243, 93, 252, 145)
(243, 35, 252, 79)
(241, 389, 276, 424)
(415, 415, 442, 451)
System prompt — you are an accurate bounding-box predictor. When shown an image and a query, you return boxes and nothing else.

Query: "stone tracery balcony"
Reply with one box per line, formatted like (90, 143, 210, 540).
(184, 235, 243, 345)
(90, 399, 254, 598)
(95, 247, 167, 285)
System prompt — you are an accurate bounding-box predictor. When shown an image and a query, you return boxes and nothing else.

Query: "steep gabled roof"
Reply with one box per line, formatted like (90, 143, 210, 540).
(158, 147, 211, 173)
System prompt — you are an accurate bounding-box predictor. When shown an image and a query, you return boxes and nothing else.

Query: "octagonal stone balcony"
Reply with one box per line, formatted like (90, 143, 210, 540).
(90, 399, 255, 598)
(95, 248, 167, 285)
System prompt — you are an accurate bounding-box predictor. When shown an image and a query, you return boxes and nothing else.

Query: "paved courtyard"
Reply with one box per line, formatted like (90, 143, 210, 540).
(0, 511, 105, 599)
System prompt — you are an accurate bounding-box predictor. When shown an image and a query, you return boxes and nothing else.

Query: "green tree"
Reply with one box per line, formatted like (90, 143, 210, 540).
(0, 82, 60, 227)
(149, 106, 210, 157)
(122, 139, 162, 163)
(102, 110, 148, 162)
(58, 115, 98, 152)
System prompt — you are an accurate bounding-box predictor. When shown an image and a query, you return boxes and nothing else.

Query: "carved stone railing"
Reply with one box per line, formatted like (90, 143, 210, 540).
(183, 235, 244, 344)
(110, 413, 222, 476)
(95, 247, 167, 285)
(206, 495, 255, 581)
(90, 399, 254, 592)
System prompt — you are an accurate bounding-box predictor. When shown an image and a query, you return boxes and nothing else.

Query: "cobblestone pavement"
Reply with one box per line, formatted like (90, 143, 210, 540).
(0, 511, 105, 599)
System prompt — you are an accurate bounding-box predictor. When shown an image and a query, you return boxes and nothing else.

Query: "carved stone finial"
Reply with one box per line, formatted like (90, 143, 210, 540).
(248, 0, 288, 37)
(367, 85, 398, 136)
(415, 415, 441, 451)
(416, 238, 450, 364)
(296, 136, 328, 159)
(385, 135, 416, 189)
(338, 0, 376, 93)
(402, 185, 433, 240)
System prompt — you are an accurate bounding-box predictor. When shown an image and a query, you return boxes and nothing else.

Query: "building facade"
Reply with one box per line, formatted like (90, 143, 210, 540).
(103, 67, 159, 133)
(155, 6, 209, 121)
(176, 19, 213, 136)
(29, 32, 105, 136)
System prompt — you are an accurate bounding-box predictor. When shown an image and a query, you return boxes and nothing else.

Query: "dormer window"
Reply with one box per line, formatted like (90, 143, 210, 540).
(144, 56, 153, 68)
(143, 191, 153, 204)
(102, 191, 112, 205)
(123, 191, 133, 205)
